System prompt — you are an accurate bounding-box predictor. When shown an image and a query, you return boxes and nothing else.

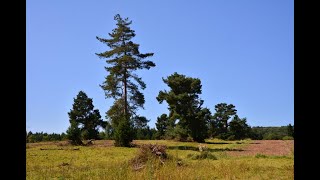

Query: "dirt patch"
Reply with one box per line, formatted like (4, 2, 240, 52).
(227, 140, 294, 156)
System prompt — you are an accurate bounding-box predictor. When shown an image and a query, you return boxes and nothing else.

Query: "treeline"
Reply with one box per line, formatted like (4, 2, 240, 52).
(250, 125, 294, 140)
(99, 127, 158, 140)
(26, 124, 294, 143)
(62, 74, 294, 145)
(26, 128, 158, 143)
(26, 131, 67, 143)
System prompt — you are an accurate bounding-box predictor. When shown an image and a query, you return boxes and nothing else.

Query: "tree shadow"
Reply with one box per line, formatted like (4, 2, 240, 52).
(167, 146, 244, 152)
(250, 142, 260, 144)
(204, 142, 231, 144)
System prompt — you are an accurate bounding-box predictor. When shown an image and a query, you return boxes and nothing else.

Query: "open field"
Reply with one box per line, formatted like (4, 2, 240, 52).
(27, 139, 294, 180)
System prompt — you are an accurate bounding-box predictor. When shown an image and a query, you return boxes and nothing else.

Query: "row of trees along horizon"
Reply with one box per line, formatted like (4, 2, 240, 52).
(26, 125, 294, 143)
(27, 14, 294, 146)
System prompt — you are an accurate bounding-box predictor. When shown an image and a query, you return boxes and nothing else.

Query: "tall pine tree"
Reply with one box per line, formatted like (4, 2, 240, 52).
(96, 14, 155, 147)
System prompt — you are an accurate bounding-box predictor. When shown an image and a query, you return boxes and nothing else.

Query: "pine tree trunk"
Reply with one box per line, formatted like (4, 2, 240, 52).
(224, 119, 228, 133)
(124, 68, 128, 121)
(123, 39, 128, 122)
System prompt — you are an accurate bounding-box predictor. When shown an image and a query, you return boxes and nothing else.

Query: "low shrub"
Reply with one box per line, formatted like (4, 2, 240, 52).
(263, 133, 281, 140)
(188, 151, 217, 160)
(282, 136, 294, 140)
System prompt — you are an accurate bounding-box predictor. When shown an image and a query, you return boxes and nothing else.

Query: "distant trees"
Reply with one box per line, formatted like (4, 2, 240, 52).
(104, 121, 114, 140)
(249, 125, 294, 140)
(207, 103, 251, 140)
(133, 115, 150, 139)
(96, 14, 155, 147)
(157, 72, 210, 142)
(67, 91, 105, 145)
(155, 114, 168, 139)
(212, 103, 237, 135)
(229, 115, 251, 140)
(287, 123, 294, 137)
(26, 131, 67, 143)
(153, 72, 254, 142)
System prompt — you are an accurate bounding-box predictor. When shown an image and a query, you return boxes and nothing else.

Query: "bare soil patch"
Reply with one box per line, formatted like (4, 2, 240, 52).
(227, 140, 294, 156)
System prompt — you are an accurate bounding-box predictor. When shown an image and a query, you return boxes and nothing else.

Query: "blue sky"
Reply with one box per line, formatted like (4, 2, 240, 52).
(27, 0, 293, 133)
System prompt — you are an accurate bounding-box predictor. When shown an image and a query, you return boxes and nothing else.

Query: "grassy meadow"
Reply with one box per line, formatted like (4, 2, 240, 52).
(27, 139, 293, 180)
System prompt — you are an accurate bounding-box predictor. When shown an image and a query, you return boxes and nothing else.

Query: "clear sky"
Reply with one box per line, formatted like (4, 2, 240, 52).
(27, 0, 294, 133)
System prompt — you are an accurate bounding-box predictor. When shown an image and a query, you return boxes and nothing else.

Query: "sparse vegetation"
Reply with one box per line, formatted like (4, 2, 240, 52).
(187, 151, 218, 160)
(27, 139, 293, 179)
(255, 153, 268, 158)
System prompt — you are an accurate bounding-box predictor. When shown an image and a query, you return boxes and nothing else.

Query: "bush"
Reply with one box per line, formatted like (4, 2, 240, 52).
(114, 119, 134, 147)
(282, 136, 294, 140)
(188, 151, 217, 160)
(263, 133, 281, 140)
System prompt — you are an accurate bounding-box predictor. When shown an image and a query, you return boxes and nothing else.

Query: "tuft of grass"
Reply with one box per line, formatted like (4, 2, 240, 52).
(187, 151, 218, 160)
(255, 153, 268, 158)
(254, 154, 292, 159)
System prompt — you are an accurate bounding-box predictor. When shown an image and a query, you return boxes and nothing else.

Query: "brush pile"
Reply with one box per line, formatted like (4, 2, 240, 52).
(130, 144, 168, 171)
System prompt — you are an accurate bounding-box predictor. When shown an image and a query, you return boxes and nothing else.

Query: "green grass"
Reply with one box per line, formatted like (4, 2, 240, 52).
(27, 139, 293, 179)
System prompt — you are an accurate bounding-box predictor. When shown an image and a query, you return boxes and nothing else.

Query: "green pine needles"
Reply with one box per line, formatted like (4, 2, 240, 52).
(67, 91, 104, 145)
(96, 14, 155, 147)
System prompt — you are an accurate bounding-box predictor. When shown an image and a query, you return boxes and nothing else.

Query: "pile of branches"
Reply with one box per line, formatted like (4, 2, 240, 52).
(198, 144, 208, 152)
(130, 144, 168, 171)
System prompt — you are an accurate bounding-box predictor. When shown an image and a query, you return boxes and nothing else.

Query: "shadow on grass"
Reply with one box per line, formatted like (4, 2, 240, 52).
(204, 142, 231, 144)
(167, 146, 244, 152)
